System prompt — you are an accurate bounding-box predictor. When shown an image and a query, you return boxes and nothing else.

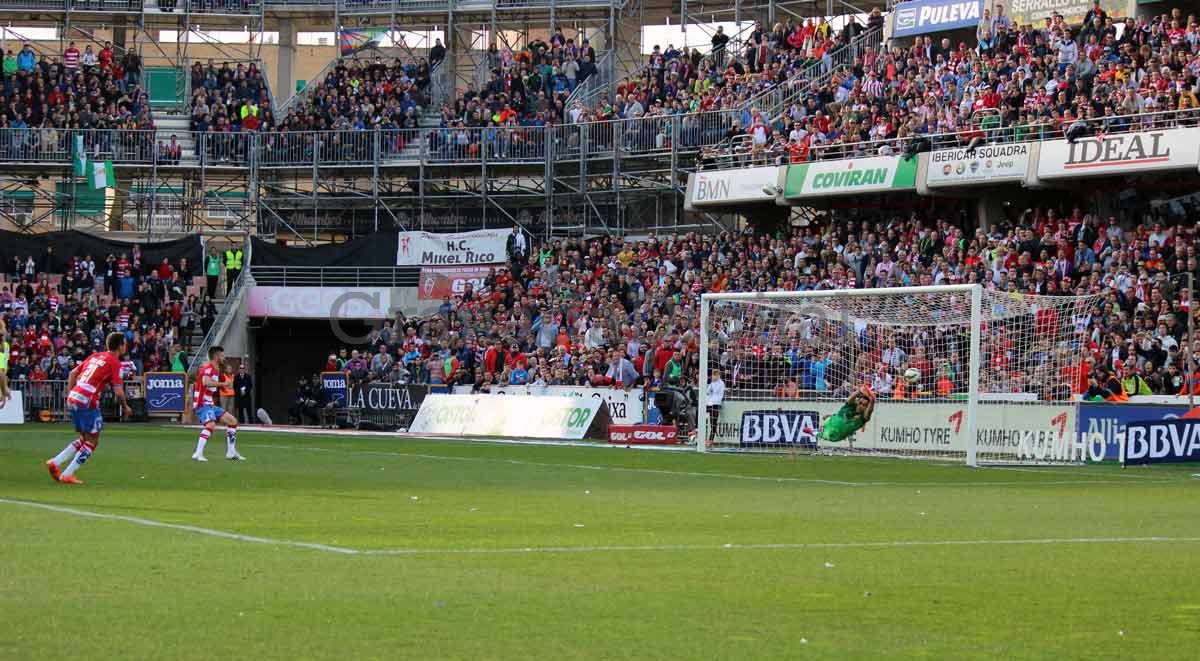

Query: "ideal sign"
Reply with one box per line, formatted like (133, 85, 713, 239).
(1037, 128, 1200, 179)
(685, 166, 779, 208)
(396, 229, 507, 266)
(892, 0, 983, 38)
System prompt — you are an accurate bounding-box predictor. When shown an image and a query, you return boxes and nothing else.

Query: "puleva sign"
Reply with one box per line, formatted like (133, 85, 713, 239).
(1037, 128, 1200, 179)
(892, 0, 983, 38)
(783, 157, 917, 199)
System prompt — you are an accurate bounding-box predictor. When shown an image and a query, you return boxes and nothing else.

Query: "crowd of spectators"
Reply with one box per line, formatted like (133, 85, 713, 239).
(188, 60, 274, 163)
(702, 6, 1200, 169)
(423, 15, 879, 160)
(1, 40, 154, 161)
(0, 246, 223, 409)
(315, 199, 1200, 408)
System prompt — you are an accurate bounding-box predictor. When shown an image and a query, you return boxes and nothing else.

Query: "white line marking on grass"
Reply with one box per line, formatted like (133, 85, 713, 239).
(0, 498, 360, 555)
(4, 497, 1199, 557)
(243, 442, 1175, 487)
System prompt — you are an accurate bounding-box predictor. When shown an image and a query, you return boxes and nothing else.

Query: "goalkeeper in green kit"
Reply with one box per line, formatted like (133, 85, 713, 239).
(819, 386, 875, 443)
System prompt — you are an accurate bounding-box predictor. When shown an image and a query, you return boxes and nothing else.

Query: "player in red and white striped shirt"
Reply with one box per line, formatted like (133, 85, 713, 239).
(191, 345, 244, 461)
(46, 332, 132, 484)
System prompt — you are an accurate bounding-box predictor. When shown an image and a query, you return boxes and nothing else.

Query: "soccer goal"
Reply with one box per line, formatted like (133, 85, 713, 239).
(697, 285, 1107, 465)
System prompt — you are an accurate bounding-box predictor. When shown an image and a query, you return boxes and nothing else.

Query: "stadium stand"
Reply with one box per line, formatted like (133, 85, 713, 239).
(312, 202, 1200, 398)
(0, 40, 156, 163)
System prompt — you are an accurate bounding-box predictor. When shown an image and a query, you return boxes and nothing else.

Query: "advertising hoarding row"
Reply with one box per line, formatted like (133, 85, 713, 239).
(682, 128, 1200, 208)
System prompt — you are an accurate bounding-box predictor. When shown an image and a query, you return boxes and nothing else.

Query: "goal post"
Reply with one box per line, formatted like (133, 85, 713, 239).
(697, 285, 1103, 465)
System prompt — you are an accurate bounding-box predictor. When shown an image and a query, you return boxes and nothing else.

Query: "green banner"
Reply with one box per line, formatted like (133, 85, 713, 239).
(783, 156, 917, 199)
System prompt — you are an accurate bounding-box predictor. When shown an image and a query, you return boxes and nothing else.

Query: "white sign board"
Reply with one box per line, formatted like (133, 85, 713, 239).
(410, 394, 603, 440)
(396, 229, 508, 266)
(715, 400, 1078, 461)
(1036, 128, 1200, 179)
(453, 384, 644, 424)
(0, 391, 22, 424)
(246, 286, 393, 319)
(685, 166, 779, 208)
(926, 143, 1031, 187)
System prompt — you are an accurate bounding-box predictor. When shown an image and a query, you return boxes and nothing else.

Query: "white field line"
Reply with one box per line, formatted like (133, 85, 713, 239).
(243, 442, 1176, 487)
(3, 497, 1198, 557)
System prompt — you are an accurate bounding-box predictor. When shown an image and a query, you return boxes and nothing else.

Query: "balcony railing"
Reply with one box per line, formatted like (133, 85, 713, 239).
(697, 107, 1200, 172)
(250, 265, 421, 287)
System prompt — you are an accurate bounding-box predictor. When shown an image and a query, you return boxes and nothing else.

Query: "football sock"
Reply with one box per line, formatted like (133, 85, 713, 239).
(195, 428, 212, 455)
(60, 441, 95, 478)
(51, 438, 83, 467)
(226, 425, 238, 454)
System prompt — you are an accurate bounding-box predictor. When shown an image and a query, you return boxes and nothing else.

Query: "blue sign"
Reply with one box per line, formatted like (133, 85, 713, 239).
(322, 371, 348, 407)
(144, 372, 187, 413)
(1122, 418, 1200, 465)
(892, 0, 983, 38)
(1078, 403, 1189, 460)
(740, 409, 820, 448)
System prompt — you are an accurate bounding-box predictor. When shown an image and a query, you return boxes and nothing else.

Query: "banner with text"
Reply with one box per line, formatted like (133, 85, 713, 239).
(144, 372, 188, 413)
(349, 382, 429, 417)
(410, 394, 605, 440)
(926, 143, 1031, 187)
(1077, 403, 1189, 461)
(1121, 418, 1200, 465)
(608, 425, 679, 445)
(418, 266, 492, 300)
(685, 166, 780, 208)
(1036, 128, 1200, 180)
(892, 0, 983, 38)
(715, 400, 1083, 461)
(321, 372, 349, 407)
(453, 384, 645, 425)
(1010, 0, 1124, 27)
(783, 156, 917, 200)
(396, 229, 508, 266)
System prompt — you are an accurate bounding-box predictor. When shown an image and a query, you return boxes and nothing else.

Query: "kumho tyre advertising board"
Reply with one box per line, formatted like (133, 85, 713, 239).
(409, 394, 604, 440)
(714, 400, 1083, 460)
(782, 156, 917, 200)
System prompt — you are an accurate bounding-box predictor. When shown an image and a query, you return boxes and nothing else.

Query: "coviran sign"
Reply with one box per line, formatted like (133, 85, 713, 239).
(783, 156, 917, 199)
(1037, 128, 1200, 179)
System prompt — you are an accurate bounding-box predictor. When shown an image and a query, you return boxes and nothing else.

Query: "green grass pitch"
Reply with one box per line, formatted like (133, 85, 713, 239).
(2, 424, 1199, 659)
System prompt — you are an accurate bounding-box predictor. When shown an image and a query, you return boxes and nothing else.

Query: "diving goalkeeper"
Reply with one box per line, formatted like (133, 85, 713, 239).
(818, 386, 875, 443)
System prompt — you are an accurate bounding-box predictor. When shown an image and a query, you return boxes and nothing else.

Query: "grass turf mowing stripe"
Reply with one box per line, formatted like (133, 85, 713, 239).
(6, 497, 1200, 557)
(243, 442, 1179, 487)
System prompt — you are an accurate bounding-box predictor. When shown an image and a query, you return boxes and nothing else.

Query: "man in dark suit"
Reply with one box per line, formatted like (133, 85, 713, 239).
(234, 363, 254, 424)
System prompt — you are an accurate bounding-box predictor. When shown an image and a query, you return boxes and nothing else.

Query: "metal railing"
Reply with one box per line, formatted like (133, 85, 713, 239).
(697, 107, 1200, 171)
(250, 265, 421, 287)
(188, 242, 253, 374)
(749, 26, 885, 125)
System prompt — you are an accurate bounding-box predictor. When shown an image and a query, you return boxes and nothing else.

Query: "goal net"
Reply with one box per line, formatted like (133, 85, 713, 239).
(697, 285, 1107, 465)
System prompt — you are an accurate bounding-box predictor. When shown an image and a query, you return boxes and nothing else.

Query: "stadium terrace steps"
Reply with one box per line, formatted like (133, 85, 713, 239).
(152, 116, 198, 166)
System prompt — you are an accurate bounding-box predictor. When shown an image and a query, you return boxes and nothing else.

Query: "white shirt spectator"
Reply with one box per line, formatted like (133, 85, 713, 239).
(707, 377, 725, 405)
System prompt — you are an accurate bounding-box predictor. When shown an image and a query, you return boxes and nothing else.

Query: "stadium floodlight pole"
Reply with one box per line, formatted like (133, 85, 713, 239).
(966, 284, 983, 468)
